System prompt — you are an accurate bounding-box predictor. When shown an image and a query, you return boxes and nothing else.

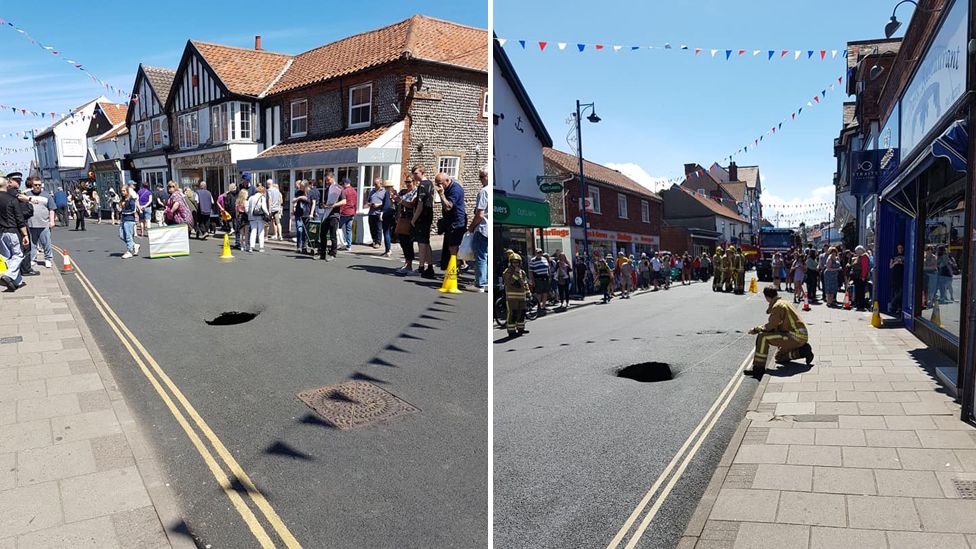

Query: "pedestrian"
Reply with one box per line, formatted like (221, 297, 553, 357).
(337, 177, 357, 251)
(307, 179, 322, 221)
(318, 175, 345, 261)
(366, 177, 386, 250)
(528, 249, 551, 314)
(152, 183, 167, 227)
(595, 253, 614, 302)
(772, 252, 784, 291)
(5, 174, 37, 278)
(165, 181, 192, 228)
(723, 247, 735, 292)
(292, 181, 310, 253)
(136, 182, 152, 237)
(435, 172, 466, 272)
(503, 253, 529, 337)
(818, 244, 830, 301)
(193, 181, 214, 239)
(711, 247, 723, 291)
(410, 166, 435, 278)
(0, 173, 30, 292)
(691, 254, 700, 284)
(118, 185, 141, 258)
(72, 188, 87, 231)
(700, 252, 710, 282)
(651, 251, 663, 291)
(619, 253, 634, 298)
(467, 168, 489, 290)
(266, 180, 283, 240)
(805, 249, 819, 303)
(745, 286, 814, 378)
(637, 253, 650, 289)
(922, 244, 937, 308)
(53, 186, 68, 227)
(824, 247, 841, 307)
(25, 176, 55, 269)
(554, 252, 572, 308)
(234, 187, 250, 251)
(734, 247, 746, 294)
(107, 188, 120, 225)
(246, 185, 268, 253)
(393, 176, 417, 274)
(852, 245, 870, 310)
(791, 252, 806, 303)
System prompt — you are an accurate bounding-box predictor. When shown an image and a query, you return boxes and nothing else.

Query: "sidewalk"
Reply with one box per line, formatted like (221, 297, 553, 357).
(678, 304, 976, 549)
(0, 267, 191, 548)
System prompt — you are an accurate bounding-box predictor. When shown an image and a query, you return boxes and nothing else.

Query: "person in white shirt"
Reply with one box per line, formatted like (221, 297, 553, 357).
(266, 180, 283, 240)
(245, 185, 268, 253)
(650, 252, 662, 291)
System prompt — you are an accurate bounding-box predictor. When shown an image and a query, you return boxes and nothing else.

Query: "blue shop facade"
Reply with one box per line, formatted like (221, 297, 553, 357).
(867, 0, 974, 425)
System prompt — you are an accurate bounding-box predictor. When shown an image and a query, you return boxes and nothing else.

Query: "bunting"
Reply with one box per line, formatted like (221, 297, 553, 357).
(495, 37, 846, 61)
(0, 101, 123, 122)
(0, 15, 132, 98)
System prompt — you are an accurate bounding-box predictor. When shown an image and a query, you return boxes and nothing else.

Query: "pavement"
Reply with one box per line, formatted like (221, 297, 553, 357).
(25, 223, 488, 548)
(0, 264, 192, 548)
(493, 275, 769, 549)
(677, 302, 976, 549)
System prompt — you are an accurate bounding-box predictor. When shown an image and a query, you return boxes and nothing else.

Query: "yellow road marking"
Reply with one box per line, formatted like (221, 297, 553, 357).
(56, 247, 301, 548)
(607, 351, 753, 549)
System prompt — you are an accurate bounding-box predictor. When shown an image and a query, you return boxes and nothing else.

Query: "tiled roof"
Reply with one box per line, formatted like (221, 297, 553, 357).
(191, 41, 292, 97)
(35, 96, 108, 139)
(255, 125, 391, 158)
(736, 166, 760, 189)
(721, 181, 747, 202)
(543, 147, 662, 202)
(95, 123, 128, 143)
(96, 103, 128, 126)
(269, 15, 487, 95)
(683, 188, 748, 222)
(142, 65, 176, 106)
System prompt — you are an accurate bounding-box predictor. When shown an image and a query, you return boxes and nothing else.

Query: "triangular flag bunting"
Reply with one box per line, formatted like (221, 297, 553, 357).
(497, 38, 507, 47)
(613, 45, 622, 52)
(680, 45, 689, 50)
(595, 44, 604, 50)
(813, 96, 820, 103)
(631, 46, 640, 50)
(807, 50, 814, 59)
(781, 49, 789, 57)
(738, 49, 746, 55)
(538, 41, 547, 51)
(558, 42, 567, 50)
(822, 89, 827, 97)
(518, 40, 526, 49)
(753, 50, 760, 56)
(794, 50, 802, 60)
(725, 49, 732, 60)
(831, 50, 838, 59)
(768, 50, 775, 60)
(695, 48, 702, 55)
(711, 49, 718, 57)
(578, 44, 586, 52)
(820, 50, 826, 60)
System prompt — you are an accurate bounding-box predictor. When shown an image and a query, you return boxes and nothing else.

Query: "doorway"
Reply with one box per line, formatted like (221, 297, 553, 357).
(276, 170, 291, 235)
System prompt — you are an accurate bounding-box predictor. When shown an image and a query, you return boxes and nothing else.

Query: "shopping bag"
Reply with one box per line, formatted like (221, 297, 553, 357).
(457, 232, 475, 261)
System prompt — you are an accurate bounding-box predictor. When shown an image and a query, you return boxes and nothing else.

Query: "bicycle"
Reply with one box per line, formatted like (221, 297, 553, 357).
(494, 289, 540, 329)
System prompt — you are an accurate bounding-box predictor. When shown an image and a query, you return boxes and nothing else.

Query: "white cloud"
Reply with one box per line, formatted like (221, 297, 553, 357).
(761, 184, 836, 226)
(605, 162, 672, 193)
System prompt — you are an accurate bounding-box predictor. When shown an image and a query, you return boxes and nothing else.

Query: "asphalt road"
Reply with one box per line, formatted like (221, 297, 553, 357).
(493, 279, 768, 549)
(53, 224, 488, 548)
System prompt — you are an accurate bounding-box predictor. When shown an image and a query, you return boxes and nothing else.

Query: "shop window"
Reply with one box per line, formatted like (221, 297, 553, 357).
(918, 168, 966, 338)
(348, 83, 372, 128)
(618, 193, 628, 219)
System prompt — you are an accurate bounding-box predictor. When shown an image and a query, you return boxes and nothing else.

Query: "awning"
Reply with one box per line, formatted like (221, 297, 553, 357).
(880, 119, 968, 218)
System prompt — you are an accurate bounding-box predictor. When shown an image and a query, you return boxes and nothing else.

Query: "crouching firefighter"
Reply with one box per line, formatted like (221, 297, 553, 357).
(503, 253, 530, 337)
(745, 286, 815, 378)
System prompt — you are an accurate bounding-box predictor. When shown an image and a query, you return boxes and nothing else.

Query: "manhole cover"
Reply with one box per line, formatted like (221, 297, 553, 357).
(206, 311, 258, 326)
(952, 479, 976, 499)
(617, 362, 673, 382)
(296, 381, 419, 430)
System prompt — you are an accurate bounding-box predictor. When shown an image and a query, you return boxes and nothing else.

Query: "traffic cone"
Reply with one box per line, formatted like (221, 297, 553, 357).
(802, 292, 811, 311)
(931, 300, 942, 327)
(61, 249, 74, 274)
(0, 255, 6, 273)
(438, 254, 462, 294)
(843, 287, 852, 310)
(871, 301, 882, 328)
(219, 234, 234, 260)
(748, 277, 757, 293)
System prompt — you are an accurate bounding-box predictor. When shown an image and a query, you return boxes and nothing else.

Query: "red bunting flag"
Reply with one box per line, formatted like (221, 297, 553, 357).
(781, 50, 789, 57)
(738, 49, 746, 55)
(792, 112, 796, 120)
(539, 41, 547, 51)
(695, 48, 702, 55)
(838, 76, 843, 84)
(813, 96, 820, 104)
(820, 50, 826, 60)
(595, 44, 604, 50)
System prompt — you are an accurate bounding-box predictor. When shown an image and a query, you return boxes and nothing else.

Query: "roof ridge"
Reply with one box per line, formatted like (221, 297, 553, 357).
(402, 15, 423, 58)
(292, 17, 414, 59)
(259, 58, 293, 98)
(190, 39, 292, 58)
(142, 64, 176, 74)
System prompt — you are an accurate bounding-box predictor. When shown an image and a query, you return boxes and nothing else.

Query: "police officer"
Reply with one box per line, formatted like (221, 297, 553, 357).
(503, 253, 529, 337)
(4, 173, 38, 277)
(746, 286, 815, 378)
(712, 246, 724, 292)
(734, 246, 746, 294)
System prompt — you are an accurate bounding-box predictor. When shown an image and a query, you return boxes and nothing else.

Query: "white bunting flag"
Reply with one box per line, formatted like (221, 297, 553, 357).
(711, 49, 718, 57)
(497, 38, 507, 47)
(794, 50, 802, 60)
(831, 50, 838, 59)
(557, 42, 567, 50)
(753, 50, 760, 56)
(613, 45, 622, 52)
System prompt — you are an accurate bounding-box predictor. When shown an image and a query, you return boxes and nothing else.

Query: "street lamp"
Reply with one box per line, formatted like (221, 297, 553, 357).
(884, 0, 916, 38)
(575, 100, 600, 271)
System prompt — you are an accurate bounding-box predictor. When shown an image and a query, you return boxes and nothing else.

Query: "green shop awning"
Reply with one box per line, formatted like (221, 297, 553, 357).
(494, 194, 550, 228)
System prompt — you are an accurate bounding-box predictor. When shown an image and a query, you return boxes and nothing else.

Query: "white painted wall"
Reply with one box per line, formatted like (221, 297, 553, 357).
(94, 131, 130, 162)
(52, 98, 104, 169)
(492, 56, 545, 202)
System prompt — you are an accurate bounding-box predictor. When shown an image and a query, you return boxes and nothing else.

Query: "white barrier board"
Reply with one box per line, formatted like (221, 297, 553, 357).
(149, 225, 190, 258)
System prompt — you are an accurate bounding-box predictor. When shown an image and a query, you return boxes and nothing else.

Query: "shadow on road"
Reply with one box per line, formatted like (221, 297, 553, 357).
(265, 441, 315, 461)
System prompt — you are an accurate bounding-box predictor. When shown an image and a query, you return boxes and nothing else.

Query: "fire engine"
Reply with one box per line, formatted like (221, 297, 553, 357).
(756, 227, 801, 281)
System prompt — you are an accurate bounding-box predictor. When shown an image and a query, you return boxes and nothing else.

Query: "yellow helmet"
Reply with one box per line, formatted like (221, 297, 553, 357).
(509, 253, 522, 262)
(715, 246, 722, 253)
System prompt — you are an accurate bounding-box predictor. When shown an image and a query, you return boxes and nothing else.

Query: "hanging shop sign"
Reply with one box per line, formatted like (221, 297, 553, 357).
(900, 0, 968, 157)
(850, 149, 880, 196)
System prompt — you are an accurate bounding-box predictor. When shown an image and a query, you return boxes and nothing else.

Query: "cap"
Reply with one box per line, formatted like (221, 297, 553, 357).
(241, 173, 251, 181)
(383, 180, 394, 187)
(6, 172, 22, 180)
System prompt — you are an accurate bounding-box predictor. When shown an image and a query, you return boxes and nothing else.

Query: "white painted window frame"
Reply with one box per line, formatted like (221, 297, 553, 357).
(641, 200, 650, 223)
(437, 155, 461, 179)
(618, 193, 628, 219)
(587, 187, 601, 214)
(290, 99, 308, 137)
(348, 83, 372, 129)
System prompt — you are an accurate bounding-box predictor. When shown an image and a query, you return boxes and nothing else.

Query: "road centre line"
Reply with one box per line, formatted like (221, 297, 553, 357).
(55, 247, 300, 548)
(606, 350, 753, 549)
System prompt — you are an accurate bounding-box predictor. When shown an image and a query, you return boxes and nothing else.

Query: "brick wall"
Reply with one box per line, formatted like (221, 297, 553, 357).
(406, 67, 489, 221)
(554, 162, 662, 237)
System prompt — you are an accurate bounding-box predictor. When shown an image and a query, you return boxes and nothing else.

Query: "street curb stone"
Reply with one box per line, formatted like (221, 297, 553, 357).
(52, 264, 197, 549)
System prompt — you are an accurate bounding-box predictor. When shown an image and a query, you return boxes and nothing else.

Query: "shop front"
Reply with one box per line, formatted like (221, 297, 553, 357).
(568, 227, 659, 259)
(875, 0, 972, 417)
(170, 149, 237, 196)
(493, 194, 550, 263)
(130, 154, 170, 190)
(91, 159, 127, 219)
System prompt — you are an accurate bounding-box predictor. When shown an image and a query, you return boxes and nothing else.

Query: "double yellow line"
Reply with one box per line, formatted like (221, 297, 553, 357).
(606, 351, 753, 549)
(55, 247, 301, 549)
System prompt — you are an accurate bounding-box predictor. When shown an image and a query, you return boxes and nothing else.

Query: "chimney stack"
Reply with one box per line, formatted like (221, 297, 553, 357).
(683, 163, 698, 176)
(255, 35, 262, 50)
(728, 161, 738, 181)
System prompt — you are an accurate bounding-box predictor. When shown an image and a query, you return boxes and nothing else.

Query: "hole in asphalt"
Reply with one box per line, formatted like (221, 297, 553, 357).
(617, 362, 673, 383)
(206, 311, 258, 326)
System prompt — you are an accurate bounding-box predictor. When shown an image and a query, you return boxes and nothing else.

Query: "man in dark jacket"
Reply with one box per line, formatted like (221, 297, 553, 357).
(4, 173, 38, 277)
(0, 173, 31, 291)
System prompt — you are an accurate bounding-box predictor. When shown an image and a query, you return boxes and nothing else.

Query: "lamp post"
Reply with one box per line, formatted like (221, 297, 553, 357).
(574, 100, 601, 269)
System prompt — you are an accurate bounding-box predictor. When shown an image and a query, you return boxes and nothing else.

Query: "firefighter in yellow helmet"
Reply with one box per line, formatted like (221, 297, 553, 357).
(723, 246, 735, 292)
(746, 286, 815, 378)
(711, 246, 724, 292)
(503, 253, 530, 337)
(734, 246, 746, 295)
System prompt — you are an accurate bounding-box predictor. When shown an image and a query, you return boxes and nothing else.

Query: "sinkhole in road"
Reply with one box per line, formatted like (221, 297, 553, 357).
(616, 362, 673, 382)
(206, 311, 258, 326)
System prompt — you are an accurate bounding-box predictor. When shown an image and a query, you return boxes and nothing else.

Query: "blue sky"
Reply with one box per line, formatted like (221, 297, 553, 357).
(0, 0, 486, 175)
(495, 0, 908, 225)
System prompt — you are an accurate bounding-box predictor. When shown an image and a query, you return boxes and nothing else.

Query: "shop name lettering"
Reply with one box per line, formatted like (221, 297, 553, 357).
(906, 46, 962, 107)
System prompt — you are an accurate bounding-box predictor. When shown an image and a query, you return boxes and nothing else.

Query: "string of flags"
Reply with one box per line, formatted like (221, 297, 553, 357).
(0, 145, 34, 155)
(0, 15, 131, 99)
(0, 129, 40, 140)
(496, 37, 847, 61)
(0, 101, 121, 122)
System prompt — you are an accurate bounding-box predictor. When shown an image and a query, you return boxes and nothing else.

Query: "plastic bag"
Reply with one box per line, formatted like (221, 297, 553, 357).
(457, 232, 475, 261)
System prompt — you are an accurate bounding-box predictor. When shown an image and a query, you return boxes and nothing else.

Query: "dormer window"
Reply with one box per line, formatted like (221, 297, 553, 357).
(290, 99, 307, 137)
(348, 83, 372, 129)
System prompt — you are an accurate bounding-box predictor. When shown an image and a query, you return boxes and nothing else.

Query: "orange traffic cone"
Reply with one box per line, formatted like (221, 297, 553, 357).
(843, 287, 851, 310)
(61, 249, 74, 274)
(802, 292, 811, 311)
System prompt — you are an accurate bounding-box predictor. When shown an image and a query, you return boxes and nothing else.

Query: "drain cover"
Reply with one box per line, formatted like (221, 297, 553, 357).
(617, 362, 673, 382)
(952, 479, 976, 499)
(206, 311, 257, 326)
(296, 381, 419, 430)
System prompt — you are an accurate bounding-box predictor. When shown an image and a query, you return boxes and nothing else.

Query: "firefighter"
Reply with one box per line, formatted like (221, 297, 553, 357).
(734, 246, 746, 295)
(596, 253, 614, 303)
(723, 246, 735, 292)
(712, 246, 724, 292)
(503, 253, 529, 337)
(746, 286, 815, 378)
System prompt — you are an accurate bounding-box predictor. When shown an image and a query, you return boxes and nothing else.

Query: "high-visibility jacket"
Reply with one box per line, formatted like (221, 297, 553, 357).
(756, 297, 807, 335)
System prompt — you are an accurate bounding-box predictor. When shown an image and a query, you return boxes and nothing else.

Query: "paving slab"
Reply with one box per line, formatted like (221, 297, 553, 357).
(812, 466, 876, 495)
(810, 526, 886, 549)
(846, 495, 920, 531)
(732, 522, 809, 549)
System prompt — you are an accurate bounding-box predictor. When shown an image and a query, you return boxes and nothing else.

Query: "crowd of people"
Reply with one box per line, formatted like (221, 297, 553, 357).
(0, 171, 54, 291)
(770, 243, 877, 311)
